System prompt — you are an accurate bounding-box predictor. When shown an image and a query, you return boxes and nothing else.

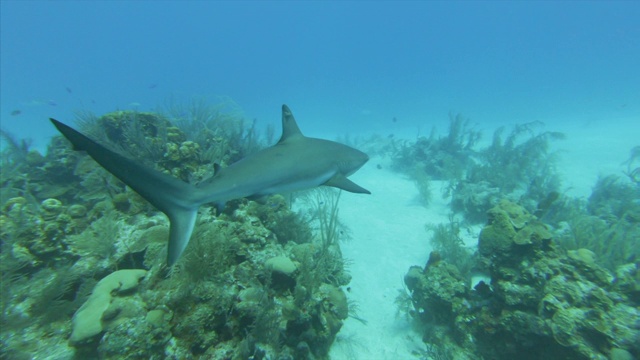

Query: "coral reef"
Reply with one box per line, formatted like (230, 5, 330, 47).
(402, 200, 640, 360)
(1, 103, 351, 359)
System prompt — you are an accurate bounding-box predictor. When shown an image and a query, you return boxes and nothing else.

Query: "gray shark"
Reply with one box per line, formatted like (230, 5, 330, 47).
(50, 105, 370, 265)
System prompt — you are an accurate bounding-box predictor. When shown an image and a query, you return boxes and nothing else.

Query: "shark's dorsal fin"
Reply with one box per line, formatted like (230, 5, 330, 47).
(278, 104, 303, 143)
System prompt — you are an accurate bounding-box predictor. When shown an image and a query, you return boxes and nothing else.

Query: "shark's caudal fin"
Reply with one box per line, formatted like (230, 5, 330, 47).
(50, 119, 198, 266)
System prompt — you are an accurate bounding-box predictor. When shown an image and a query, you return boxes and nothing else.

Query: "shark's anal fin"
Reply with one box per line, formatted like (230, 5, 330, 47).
(324, 174, 371, 194)
(167, 207, 198, 266)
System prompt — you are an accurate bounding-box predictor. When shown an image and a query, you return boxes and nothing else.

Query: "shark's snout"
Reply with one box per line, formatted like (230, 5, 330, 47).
(357, 149, 370, 167)
(342, 148, 370, 176)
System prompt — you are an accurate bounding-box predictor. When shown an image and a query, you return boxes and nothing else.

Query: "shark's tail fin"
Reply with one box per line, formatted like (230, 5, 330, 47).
(50, 119, 199, 265)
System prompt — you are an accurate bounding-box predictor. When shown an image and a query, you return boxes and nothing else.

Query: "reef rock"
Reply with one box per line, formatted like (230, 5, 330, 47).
(405, 200, 640, 360)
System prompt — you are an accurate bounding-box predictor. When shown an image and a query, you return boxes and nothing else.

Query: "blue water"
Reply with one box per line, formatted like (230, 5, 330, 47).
(1, 1, 639, 148)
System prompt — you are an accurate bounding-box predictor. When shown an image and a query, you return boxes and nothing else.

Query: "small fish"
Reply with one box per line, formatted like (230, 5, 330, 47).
(48, 100, 57, 106)
(10, 110, 21, 116)
(387, 133, 394, 139)
(65, 87, 73, 94)
(376, 164, 382, 170)
(149, 83, 158, 89)
(392, 117, 397, 123)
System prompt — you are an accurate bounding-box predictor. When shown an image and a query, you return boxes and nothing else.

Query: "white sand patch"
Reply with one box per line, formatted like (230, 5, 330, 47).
(327, 156, 451, 359)
(551, 117, 638, 198)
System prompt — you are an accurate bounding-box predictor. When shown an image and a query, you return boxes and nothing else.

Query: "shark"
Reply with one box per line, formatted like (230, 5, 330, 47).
(50, 104, 370, 266)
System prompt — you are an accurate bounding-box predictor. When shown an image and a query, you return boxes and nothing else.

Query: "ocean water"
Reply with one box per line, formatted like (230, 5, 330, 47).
(1, 1, 639, 359)
(2, 1, 638, 146)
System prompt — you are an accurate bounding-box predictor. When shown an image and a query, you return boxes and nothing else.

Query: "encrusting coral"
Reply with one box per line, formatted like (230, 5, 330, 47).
(70, 269, 147, 344)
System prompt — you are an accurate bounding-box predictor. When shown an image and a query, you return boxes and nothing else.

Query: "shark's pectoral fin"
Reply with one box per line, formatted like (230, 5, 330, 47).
(214, 201, 226, 215)
(167, 207, 199, 266)
(324, 175, 371, 194)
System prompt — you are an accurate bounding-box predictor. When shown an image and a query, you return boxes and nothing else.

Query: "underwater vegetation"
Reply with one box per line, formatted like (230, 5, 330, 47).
(623, 145, 640, 185)
(462, 122, 565, 219)
(0, 129, 36, 200)
(425, 216, 475, 279)
(401, 200, 639, 360)
(555, 174, 640, 272)
(392, 117, 564, 223)
(1, 102, 352, 359)
(393, 113, 481, 181)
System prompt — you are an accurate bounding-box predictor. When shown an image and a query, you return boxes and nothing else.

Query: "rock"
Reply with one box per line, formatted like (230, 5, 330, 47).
(266, 256, 297, 275)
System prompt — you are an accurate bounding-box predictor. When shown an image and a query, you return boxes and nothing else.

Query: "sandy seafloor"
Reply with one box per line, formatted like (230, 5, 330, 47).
(323, 117, 638, 360)
(326, 157, 475, 359)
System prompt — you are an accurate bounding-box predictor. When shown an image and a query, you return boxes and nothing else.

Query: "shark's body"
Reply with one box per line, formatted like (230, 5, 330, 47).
(51, 105, 370, 265)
